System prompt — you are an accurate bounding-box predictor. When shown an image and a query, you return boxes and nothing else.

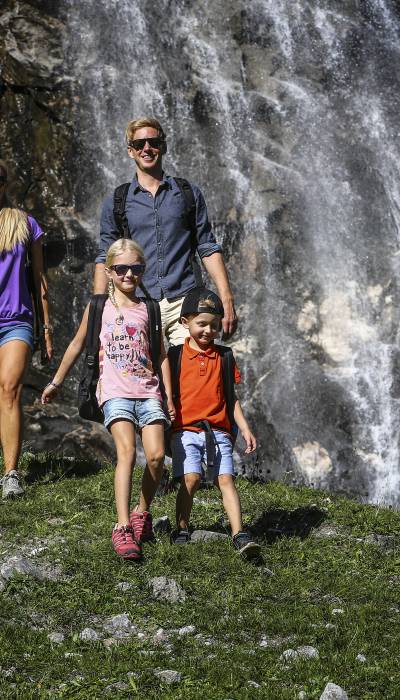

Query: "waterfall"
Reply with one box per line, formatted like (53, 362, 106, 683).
(63, 0, 400, 505)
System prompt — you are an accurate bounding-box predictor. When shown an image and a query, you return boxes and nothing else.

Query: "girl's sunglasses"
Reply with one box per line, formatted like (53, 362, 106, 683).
(128, 137, 164, 151)
(109, 264, 145, 276)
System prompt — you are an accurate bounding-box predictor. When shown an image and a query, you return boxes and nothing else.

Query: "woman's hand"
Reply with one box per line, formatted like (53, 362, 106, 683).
(41, 381, 59, 405)
(44, 328, 53, 361)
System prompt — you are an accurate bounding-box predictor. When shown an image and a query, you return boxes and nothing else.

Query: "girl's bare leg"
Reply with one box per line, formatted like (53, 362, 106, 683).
(109, 420, 136, 525)
(137, 421, 165, 512)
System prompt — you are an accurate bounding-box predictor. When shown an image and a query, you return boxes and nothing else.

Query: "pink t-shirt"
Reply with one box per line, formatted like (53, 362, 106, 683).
(96, 299, 162, 406)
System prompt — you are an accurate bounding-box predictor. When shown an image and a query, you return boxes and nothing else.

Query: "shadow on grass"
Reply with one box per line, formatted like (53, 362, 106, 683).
(249, 506, 327, 543)
(23, 455, 103, 485)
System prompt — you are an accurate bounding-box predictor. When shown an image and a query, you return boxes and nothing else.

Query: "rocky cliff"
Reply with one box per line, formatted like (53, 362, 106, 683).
(1, 0, 400, 503)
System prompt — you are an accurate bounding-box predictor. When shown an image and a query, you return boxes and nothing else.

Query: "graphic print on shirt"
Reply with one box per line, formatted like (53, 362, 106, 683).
(96, 300, 161, 406)
(101, 318, 154, 380)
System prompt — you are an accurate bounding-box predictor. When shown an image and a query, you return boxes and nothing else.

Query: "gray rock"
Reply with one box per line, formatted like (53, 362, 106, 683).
(47, 518, 65, 526)
(105, 681, 128, 693)
(297, 645, 319, 659)
(178, 625, 196, 636)
(0, 579, 6, 593)
(47, 632, 65, 644)
(281, 646, 319, 661)
(149, 576, 186, 603)
(311, 524, 348, 539)
(331, 609, 345, 616)
(248, 680, 261, 688)
(363, 533, 396, 551)
(325, 623, 336, 631)
(319, 683, 349, 700)
(298, 693, 308, 700)
(115, 581, 132, 592)
(0, 556, 61, 582)
(154, 669, 181, 684)
(190, 530, 229, 542)
(79, 627, 100, 641)
(153, 516, 171, 534)
(356, 653, 367, 662)
(153, 628, 169, 643)
(259, 635, 291, 648)
(103, 614, 136, 637)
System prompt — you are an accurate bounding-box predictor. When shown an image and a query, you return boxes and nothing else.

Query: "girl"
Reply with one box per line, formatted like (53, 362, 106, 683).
(41, 238, 175, 561)
(0, 160, 53, 500)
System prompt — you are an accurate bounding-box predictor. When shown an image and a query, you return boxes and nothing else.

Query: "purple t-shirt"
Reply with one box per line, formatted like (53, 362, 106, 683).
(0, 215, 43, 327)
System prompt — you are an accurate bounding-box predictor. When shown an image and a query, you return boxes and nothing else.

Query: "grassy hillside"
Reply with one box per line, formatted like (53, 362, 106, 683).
(0, 455, 399, 699)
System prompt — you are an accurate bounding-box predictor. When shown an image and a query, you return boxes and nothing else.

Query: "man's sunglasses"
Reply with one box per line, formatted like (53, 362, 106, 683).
(128, 137, 164, 151)
(109, 263, 145, 276)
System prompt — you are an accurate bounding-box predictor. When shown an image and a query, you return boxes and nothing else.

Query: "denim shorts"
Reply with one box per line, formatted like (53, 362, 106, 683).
(102, 397, 169, 430)
(0, 322, 34, 350)
(171, 429, 234, 478)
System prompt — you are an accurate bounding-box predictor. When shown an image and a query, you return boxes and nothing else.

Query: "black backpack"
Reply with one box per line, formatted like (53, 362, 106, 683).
(165, 343, 237, 459)
(78, 294, 163, 423)
(113, 177, 203, 286)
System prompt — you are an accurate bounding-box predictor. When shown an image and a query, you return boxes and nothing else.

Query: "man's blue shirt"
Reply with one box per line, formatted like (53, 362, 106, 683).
(96, 174, 221, 300)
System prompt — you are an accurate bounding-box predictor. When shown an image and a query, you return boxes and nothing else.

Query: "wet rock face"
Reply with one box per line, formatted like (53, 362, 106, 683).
(2, 1, 400, 504)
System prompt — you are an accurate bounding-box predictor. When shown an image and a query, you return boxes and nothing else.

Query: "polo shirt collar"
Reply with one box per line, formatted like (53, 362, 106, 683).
(132, 172, 171, 194)
(184, 337, 217, 359)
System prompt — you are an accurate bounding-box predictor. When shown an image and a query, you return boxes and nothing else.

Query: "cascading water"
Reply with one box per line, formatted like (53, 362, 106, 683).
(63, 0, 400, 505)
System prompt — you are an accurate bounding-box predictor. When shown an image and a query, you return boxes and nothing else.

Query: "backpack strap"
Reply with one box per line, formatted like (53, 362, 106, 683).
(217, 345, 236, 430)
(86, 294, 108, 372)
(174, 177, 203, 287)
(113, 183, 131, 239)
(167, 344, 184, 402)
(145, 299, 162, 370)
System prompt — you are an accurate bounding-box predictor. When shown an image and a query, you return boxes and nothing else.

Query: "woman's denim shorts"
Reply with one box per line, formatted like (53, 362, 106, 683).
(0, 322, 34, 350)
(102, 397, 169, 430)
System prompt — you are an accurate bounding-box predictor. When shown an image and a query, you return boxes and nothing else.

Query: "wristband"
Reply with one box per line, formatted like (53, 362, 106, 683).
(46, 380, 61, 389)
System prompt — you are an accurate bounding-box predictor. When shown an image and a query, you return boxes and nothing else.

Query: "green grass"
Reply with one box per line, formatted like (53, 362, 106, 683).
(0, 455, 399, 699)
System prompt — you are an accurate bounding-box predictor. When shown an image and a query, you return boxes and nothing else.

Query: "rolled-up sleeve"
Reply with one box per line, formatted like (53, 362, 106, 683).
(192, 185, 222, 259)
(95, 194, 119, 264)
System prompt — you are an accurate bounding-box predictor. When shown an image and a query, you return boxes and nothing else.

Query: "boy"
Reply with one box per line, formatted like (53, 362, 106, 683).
(168, 287, 261, 559)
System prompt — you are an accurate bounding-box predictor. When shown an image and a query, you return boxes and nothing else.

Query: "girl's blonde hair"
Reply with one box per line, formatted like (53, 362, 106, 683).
(105, 239, 146, 318)
(0, 160, 29, 253)
(105, 238, 145, 268)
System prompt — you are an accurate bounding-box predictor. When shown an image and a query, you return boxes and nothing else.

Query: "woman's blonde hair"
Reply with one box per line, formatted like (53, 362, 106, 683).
(0, 160, 29, 253)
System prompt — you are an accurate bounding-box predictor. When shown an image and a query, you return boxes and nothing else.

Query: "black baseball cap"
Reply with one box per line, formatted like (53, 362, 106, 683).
(179, 287, 224, 321)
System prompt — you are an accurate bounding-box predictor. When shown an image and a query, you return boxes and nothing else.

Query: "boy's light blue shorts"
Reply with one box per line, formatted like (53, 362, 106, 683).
(102, 397, 169, 430)
(0, 322, 34, 350)
(171, 429, 234, 478)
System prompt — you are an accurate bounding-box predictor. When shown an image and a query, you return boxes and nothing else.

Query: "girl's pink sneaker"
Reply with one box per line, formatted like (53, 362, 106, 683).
(112, 525, 142, 560)
(129, 510, 155, 543)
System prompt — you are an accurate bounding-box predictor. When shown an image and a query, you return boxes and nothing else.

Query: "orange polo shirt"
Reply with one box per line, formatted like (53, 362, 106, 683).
(173, 337, 241, 433)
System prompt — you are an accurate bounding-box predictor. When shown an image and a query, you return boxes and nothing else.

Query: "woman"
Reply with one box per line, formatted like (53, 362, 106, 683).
(0, 160, 53, 498)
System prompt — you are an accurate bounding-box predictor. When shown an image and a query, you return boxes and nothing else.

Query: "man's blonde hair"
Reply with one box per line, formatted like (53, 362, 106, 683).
(105, 238, 145, 267)
(0, 160, 29, 253)
(125, 117, 166, 144)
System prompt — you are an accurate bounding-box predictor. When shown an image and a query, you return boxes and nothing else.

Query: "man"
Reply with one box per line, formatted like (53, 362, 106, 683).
(94, 117, 237, 345)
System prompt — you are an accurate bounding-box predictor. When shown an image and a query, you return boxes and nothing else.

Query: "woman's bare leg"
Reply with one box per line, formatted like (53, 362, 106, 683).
(0, 340, 31, 473)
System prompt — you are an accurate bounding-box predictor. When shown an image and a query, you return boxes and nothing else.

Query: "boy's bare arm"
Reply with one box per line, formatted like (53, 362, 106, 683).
(233, 398, 257, 453)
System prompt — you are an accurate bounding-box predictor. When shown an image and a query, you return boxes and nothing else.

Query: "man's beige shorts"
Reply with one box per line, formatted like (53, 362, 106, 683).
(159, 296, 189, 346)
